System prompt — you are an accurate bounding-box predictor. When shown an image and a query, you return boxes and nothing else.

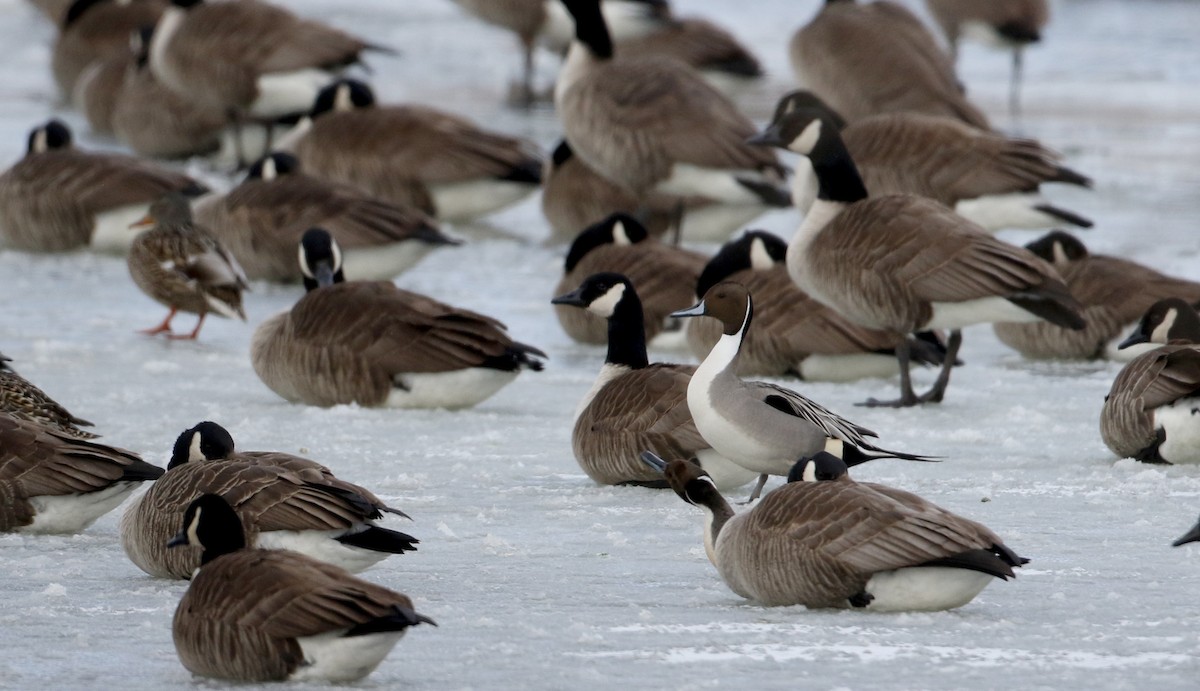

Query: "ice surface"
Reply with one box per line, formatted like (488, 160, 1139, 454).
(1, 0, 1199, 688)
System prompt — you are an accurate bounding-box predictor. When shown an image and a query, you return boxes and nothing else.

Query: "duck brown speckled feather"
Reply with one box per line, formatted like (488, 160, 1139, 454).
(0, 358, 96, 438)
(0, 413, 162, 532)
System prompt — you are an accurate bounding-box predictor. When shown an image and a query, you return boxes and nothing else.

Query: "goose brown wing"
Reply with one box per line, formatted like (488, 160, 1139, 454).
(579, 58, 780, 173)
(288, 283, 518, 373)
(23, 150, 198, 214)
(1116, 346, 1200, 412)
(581, 364, 710, 455)
(0, 414, 154, 497)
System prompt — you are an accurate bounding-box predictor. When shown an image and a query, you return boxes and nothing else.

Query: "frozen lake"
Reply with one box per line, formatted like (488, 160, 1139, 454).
(1, 0, 1199, 688)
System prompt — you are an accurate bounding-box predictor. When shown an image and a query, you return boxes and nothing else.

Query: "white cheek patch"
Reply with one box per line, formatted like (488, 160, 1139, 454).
(789, 119, 822, 155)
(186, 507, 203, 547)
(334, 84, 353, 111)
(189, 431, 205, 462)
(1052, 241, 1068, 267)
(260, 156, 278, 181)
(587, 282, 626, 318)
(801, 461, 817, 482)
(299, 243, 313, 278)
(1151, 309, 1178, 344)
(31, 129, 48, 154)
(748, 237, 775, 270)
(612, 220, 631, 245)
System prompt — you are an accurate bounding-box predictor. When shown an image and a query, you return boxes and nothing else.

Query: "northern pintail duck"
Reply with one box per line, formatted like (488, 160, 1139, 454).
(121, 421, 418, 579)
(551, 273, 758, 489)
(252, 229, 545, 409)
(644, 450, 1024, 610)
(749, 106, 1085, 406)
(671, 281, 936, 500)
(169, 493, 433, 682)
(0, 413, 163, 533)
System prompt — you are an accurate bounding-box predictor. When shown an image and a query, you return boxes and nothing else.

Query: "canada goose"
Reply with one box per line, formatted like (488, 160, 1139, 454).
(553, 213, 705, 348)
(169, 493, 433, 682)
(75, 36, 130, 136)
(127, 192, 248, 340)
(1100, 342, 1200, 465)
(1174, 515, 1200, 547)
(613, 15, 763, 93)
(1119, 299, 1200, 351)
(789, 0, 988, 128)
(994, 232, 1200, 360)
(767, 90, 1092, 232)
(0, 413, 164, 534)
(194, 153, 457, 282)
(685, 231, 948, 380)
(749, 106, 1085, 407)
(252, 229, 545, 409)
(555, 0, 789, 231)
(643, 451, 1024, 610)
(0, 119, 206, 253)
(52, 0, 166, 101)
(551, 273, 757, 489)
(278, 80, 541, 222)
(121, 421, 418, 579)
(450, 0, 668, 104)
(147, 0, 382, 163)
(925, 0, 1049, 115)
(670, 281, 935, 500)
(0, 354, 97, 438)
(540, 140, 769, 245)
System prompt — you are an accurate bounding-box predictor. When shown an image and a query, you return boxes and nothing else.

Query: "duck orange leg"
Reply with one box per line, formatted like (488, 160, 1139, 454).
(139, 308, 177, 336)
(168, 314, 207, 341)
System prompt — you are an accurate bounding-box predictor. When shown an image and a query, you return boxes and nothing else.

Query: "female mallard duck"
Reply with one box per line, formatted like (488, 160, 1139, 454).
(0, 119, 206, 252)
(0, 353, 97, 438)
(127, 193, 248, 340)
(0, 413, 163, 533)
(121, 421, 418, 579)
(169, 493, 434, 682)
(252, 228, 545, 409)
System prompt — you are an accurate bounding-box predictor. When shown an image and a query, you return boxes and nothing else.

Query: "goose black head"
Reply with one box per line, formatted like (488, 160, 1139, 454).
(299, 227, 345, 291)
(312, 79, 376, 119)
(169, 421, 236, 469)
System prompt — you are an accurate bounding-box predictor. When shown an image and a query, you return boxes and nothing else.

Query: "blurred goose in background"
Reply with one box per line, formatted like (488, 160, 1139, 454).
(553, 213, 704, 347)
(925, 0, 1049, 116)
(684, 231, 948, 380)
(767, 90, 1092, 232)
(30, 0, 75, 23)
(613, 14, 762, 94)
(121, 421, 418, 579)
(0, 120, 206, 253)
(0, 413, 163, 534)
(450, 0, 667, 104)
(1101, 315, 1200, 465)
(551, 273, 757, 489)
(790, 0, 988, 128)
(194, 153, 457, 282)
(671, 282, 936, 500)
(555, 0, 789, 235)
(52, 0, 166, 101)
(278, 79, 542, 221)
(75, 28, 133, 136)
(169, 494, 433, 682)
(749, 106, 1084, 407)
(252, 229, 545, 409)
(994, 232, 1200, 361)
(147, 0, 384, 164)
(643, 451, 1024, 610)
(0, 354, 97, 438)
(127, 193, 248, 340)
(540, 139, 769, 244)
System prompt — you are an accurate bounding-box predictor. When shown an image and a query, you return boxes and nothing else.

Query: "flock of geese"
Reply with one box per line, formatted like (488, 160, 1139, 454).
(2, 0, 1199, 683)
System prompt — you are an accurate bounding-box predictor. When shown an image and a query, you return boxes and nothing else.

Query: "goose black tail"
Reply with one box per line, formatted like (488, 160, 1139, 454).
(336, 526, 420, 555)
